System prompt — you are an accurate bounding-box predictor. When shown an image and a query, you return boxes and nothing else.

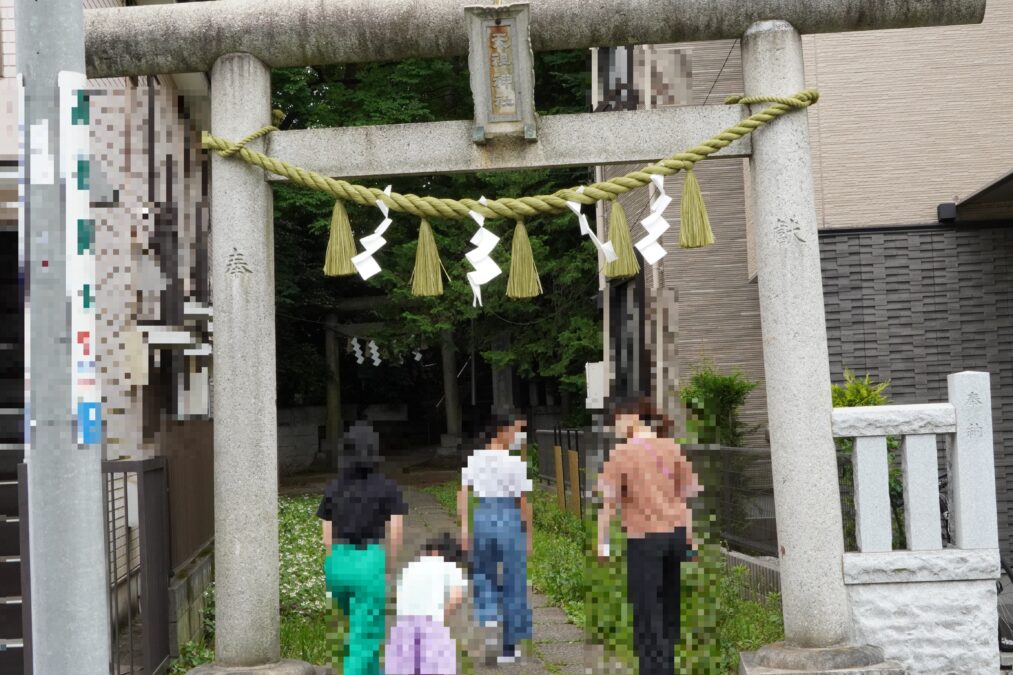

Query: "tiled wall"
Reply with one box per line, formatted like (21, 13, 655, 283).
(0, 0, 14, 79)
(820, 223, 1013, 555)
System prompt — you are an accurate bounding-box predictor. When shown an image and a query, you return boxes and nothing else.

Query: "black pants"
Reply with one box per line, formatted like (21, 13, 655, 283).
(626, 528, 686, 675)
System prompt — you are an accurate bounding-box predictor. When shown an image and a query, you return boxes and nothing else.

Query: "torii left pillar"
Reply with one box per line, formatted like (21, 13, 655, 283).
(191, 53, 314, 675)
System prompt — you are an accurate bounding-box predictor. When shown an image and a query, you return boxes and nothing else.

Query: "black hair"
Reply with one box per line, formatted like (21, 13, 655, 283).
(607, 394, 674, 438)
(475, 413, 527, 449)
(339, 419, 382, 478)
(422, 532, 467, 567)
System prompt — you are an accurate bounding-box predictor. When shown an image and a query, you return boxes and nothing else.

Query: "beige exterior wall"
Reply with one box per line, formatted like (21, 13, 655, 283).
(595, 41, 769, 446)
(598, 4, 1011, 444)
(803, 0, 1013, 229)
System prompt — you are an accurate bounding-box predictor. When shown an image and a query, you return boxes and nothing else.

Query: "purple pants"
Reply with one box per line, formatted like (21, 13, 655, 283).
(384, 615, 457, 675)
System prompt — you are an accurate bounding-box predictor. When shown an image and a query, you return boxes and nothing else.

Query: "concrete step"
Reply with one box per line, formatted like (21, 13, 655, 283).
(0, 556, 21, 599)
(739, 652, 906, 675)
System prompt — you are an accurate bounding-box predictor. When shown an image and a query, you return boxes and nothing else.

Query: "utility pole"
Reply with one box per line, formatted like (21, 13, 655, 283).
(17, 0, 111, 673)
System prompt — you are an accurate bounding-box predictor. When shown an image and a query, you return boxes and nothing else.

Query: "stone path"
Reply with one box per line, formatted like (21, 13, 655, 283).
(283, 462, 629, 674)
(394, 485, 592, 675)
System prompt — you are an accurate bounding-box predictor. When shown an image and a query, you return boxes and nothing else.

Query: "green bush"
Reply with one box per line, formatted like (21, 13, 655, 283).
(716, 566, 784, 672)
(680, 363, 758, 447)
(168, 639, 215, 674)
(526, 442, 540, 480)
(831, 369, 906, 550)
(169, 495, 339, 673)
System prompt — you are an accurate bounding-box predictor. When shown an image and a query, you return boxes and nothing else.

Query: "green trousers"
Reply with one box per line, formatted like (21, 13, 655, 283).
(324, 543, 387, 675)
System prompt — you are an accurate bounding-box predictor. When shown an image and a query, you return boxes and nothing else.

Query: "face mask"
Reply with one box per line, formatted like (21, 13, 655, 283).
(509, 431, 527, 451)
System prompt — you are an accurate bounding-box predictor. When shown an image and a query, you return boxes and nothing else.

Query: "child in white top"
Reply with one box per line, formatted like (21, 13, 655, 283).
(385, 534, 468, 675)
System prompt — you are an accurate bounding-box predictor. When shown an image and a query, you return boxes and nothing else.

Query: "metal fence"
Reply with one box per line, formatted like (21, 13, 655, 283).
(530, 434, 868, 558)
(103, 458, 171, 675)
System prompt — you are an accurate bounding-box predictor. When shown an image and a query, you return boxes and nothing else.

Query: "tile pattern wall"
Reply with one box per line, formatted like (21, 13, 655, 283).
(820, 223, 1013, 554)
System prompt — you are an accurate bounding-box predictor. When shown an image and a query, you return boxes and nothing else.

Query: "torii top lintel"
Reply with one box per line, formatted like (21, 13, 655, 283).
(84, 0, 985, 79)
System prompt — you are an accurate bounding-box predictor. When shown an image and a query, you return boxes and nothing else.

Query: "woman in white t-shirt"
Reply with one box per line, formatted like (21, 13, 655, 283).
(384, 534, 469, 675)
(457, 416, 533, 664)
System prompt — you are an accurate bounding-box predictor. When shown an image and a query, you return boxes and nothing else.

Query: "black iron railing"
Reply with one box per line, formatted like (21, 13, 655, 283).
(103, 458, 170, 675)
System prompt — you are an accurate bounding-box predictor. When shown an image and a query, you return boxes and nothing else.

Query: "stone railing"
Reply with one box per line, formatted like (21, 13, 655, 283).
(832, 371, 999, 674)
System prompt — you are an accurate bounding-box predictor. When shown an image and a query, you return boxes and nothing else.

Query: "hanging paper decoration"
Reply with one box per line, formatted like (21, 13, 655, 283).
(566, 186, 618, 264)
(368, 340, 382, 366)
(410, 219, 445, 296)
(679, 170, 715, 249)
(351, 185, 393, 280)
(351, 337, 365, 365)
(465, 196, 502, 307)
(322, 200, 357, 276)
(413, 349, 423, 362)
(603, 200, 640, 279)
(635, 174, 673, 265)
(506, 221, 543, 299)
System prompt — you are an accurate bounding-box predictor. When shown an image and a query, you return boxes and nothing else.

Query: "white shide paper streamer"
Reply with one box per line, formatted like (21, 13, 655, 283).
(351, 185, 393, 280)
(566, 186, 618, 264)
(368, 340, 381, 366)
(465, 196, 501, 307)
(634, 174, 672, 266)
(351, 337, 365, 364)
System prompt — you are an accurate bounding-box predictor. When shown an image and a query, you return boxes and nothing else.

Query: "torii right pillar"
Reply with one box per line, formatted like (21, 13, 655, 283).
(739, 20, 903, 674)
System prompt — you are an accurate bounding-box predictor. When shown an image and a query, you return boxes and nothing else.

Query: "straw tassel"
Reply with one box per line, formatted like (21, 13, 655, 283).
(603, 199, 640, 279)
(506, 221, 543, 299)
(322, 200, 357, 276)
(410, 219, 445, 296)
(679, 169, 715, 249)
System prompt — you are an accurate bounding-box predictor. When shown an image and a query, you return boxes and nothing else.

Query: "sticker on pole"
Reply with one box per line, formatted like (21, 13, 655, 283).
(60, 71, 101, 447)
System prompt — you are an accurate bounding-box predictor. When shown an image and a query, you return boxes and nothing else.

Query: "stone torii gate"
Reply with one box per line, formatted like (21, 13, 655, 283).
(78, 1, 986, 674)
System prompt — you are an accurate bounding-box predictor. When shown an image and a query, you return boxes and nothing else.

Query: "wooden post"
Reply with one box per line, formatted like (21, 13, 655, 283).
(567, 432, 581, 516)
(553, 427, 566, 510)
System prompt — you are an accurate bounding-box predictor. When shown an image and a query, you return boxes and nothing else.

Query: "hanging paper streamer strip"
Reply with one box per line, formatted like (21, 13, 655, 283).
(368, 340, 381, 366)
(351, 337, 365, 365)
(465, 196, 502, 307)
(635, 174, 673, 266)
(413, 349, 423, 362)
(567, 186, 618, 264)
(351, 184, 393, 280)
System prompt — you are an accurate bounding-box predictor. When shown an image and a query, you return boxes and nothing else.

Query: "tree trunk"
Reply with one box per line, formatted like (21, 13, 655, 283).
(441, 328, 462, 438)
(325, 313, 342, 469)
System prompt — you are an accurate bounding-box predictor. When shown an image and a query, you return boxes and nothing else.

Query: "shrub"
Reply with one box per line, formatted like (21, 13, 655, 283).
(681, 363, 758, 447)
(716, 566, 784, 672)
(168, 639, 215, 674)
(831, 369, 906, 549)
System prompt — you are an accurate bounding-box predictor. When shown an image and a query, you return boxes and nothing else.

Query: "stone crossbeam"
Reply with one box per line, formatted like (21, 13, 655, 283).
(831, 403, 957, 438)
(264, 105, 751, 181)
(84, 0, 985, 78)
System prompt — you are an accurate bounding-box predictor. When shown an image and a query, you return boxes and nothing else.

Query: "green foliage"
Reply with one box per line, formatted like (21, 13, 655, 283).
(270, 52, 600, 408)
(168, 639, 215, 674)
(831, 370, 907, 550)
(201, 583, 215, 641)
(716, 567, 784, 673)
(681, 362, 758, 447)
(831, 368, 890, 408)
(526, 443, 540, 480)
(169, 496, 341, 673)
(279, 495, 329, 617)
(425, 481, 782, 673)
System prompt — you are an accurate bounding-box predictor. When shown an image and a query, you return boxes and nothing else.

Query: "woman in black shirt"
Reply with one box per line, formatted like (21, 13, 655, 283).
(317, 421, 407, 675)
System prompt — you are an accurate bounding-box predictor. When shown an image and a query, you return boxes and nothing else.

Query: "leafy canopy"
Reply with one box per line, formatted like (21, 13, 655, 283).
(271, 53, 601, 406)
